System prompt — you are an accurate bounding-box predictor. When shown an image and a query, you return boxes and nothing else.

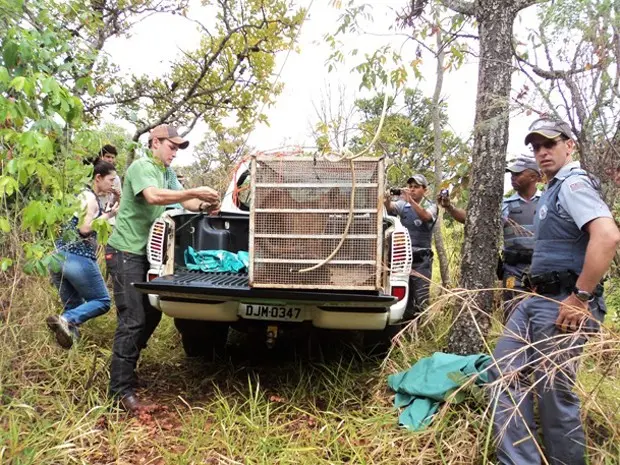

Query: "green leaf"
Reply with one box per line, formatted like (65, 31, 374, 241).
(2, 41, 19, 68)
(19, 131, 39, 151)
(10, 76, 26, 92)
(0, 66, 9, 86)
(0, 176, 19, 197)
(22, 201, 46, 232)
(7, 159, 17, 175)
(0, 258, 13, 272)
(0, 217, 10, 233)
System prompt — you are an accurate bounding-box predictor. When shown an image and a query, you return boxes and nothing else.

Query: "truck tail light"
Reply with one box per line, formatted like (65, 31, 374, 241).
(390, 229, 412, 275)
(391, 285, 406, 301)
(147, 219, 168, 266)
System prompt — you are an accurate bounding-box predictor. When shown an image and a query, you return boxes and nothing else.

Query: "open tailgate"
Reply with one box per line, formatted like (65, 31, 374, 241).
(133, 271, 396, 306)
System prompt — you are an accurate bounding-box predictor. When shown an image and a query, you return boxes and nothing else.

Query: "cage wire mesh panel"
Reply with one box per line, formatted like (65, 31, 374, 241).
(249, 155, 384, 290)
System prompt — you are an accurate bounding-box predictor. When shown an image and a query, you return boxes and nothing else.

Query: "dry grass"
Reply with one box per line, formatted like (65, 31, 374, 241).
(0, 272, 619, 464)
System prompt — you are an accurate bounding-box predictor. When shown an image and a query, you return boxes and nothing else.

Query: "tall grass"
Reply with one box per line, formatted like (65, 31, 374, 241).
(0, 271, 618, 464)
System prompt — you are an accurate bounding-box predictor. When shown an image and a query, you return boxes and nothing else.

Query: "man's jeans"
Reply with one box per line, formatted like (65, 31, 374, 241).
(106, 247, 162, 398)
(50, 252, 111, 326)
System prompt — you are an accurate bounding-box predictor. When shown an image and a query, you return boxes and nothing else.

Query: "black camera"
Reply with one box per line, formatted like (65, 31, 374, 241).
(390, 188, 402, 196)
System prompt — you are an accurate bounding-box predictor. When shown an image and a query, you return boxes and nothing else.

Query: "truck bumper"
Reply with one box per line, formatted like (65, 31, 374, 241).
(147, 295, 389, 330)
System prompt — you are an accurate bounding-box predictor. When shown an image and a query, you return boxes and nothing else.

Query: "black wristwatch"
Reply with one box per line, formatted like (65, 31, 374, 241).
(572, 287, 594, 302)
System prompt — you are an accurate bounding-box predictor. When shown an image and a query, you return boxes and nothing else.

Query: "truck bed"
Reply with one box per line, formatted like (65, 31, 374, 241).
(134, 271, 396, 306)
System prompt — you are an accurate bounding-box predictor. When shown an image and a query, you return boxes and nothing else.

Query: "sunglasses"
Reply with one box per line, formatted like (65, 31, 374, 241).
(530, 138, 563, 153)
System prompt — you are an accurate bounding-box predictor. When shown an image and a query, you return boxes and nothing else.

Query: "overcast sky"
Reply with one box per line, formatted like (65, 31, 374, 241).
(103, 0, 541, 189)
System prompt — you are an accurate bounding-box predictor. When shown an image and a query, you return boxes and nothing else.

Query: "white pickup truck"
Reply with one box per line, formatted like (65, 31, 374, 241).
(134, 164, 413, 357)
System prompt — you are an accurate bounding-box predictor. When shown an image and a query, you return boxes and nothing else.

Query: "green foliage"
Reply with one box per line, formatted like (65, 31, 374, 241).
(0, 0, 99, 274)
(322, 2, 475, 198)
(324, 1, 474, 90)
(351, 88, 471, 192)
(178, 128, 252, 193)
(109, 1, 306, 143)
(0, 0, 305, 275)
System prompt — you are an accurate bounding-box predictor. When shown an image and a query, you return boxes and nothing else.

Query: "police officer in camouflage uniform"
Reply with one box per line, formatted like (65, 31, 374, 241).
(385, 174, 437, 319)
(491, 119, 620, 465)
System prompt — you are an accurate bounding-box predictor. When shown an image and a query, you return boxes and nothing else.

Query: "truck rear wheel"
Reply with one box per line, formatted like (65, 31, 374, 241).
(363, 325, 400, 358)
(174, 318, 229, 360)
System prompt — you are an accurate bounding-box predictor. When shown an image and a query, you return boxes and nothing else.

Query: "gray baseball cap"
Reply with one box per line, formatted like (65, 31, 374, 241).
(524, 118, 573, 145)
(406, 174, 428, 187)
(506, 156, 541, 174)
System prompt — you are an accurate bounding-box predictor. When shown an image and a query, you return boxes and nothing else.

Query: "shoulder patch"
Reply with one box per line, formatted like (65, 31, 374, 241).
(568, 181, 588, 192)
(538, 204, 548, 220)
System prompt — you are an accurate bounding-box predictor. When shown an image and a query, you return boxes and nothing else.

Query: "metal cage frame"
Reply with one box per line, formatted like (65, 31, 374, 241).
(248, 155, 385, 290)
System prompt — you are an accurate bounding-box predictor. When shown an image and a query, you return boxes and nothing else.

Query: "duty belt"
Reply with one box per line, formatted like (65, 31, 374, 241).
(523, 270, 604, 297)
(502, 249, 533, 266)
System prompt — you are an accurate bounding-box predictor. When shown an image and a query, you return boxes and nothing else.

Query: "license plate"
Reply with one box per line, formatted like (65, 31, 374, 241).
(239, 304, 305, 322)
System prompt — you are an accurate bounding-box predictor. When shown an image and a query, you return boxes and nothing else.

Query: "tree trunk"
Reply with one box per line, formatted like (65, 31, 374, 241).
(431, 30, 451, 288)
(447, 2, 518, 354)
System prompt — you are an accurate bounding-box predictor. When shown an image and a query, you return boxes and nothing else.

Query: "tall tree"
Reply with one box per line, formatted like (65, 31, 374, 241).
(430, 30, 451, 288)
(349, 88, 468, 186)
(425, 0, 541, 354)
(7, 0, 305, 160)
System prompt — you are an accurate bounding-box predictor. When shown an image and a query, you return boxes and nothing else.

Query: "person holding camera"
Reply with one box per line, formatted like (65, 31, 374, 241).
(384, 174, 437, 320)
(437, 156, 542, 319)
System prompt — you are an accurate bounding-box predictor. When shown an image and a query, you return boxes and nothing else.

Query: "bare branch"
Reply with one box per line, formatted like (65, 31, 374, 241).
(515, 55, 601, 80)
(132, 18, 268, 138)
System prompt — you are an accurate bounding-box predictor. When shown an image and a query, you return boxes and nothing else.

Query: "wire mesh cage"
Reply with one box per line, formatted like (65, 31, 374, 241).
(249, 155, 385, 290)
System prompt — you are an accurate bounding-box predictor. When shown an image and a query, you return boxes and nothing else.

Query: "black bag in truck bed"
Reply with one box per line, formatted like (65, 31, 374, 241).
(133, 271, 396, 305)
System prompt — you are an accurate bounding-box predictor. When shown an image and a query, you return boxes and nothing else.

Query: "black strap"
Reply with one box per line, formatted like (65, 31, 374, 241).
(503, 249, 533, 265)
(523, 270, 604, 296)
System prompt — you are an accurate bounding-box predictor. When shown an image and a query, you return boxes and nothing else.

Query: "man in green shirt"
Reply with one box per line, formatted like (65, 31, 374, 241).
(106, 124, 219, 413)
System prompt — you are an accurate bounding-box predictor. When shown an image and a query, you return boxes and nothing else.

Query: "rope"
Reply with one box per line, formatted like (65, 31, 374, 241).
(297, 157, 357, 273)
(298, 91, 391, 273)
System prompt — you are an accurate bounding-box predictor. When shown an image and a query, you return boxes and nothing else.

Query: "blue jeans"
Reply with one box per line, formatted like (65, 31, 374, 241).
(50, 252, 111, 326)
